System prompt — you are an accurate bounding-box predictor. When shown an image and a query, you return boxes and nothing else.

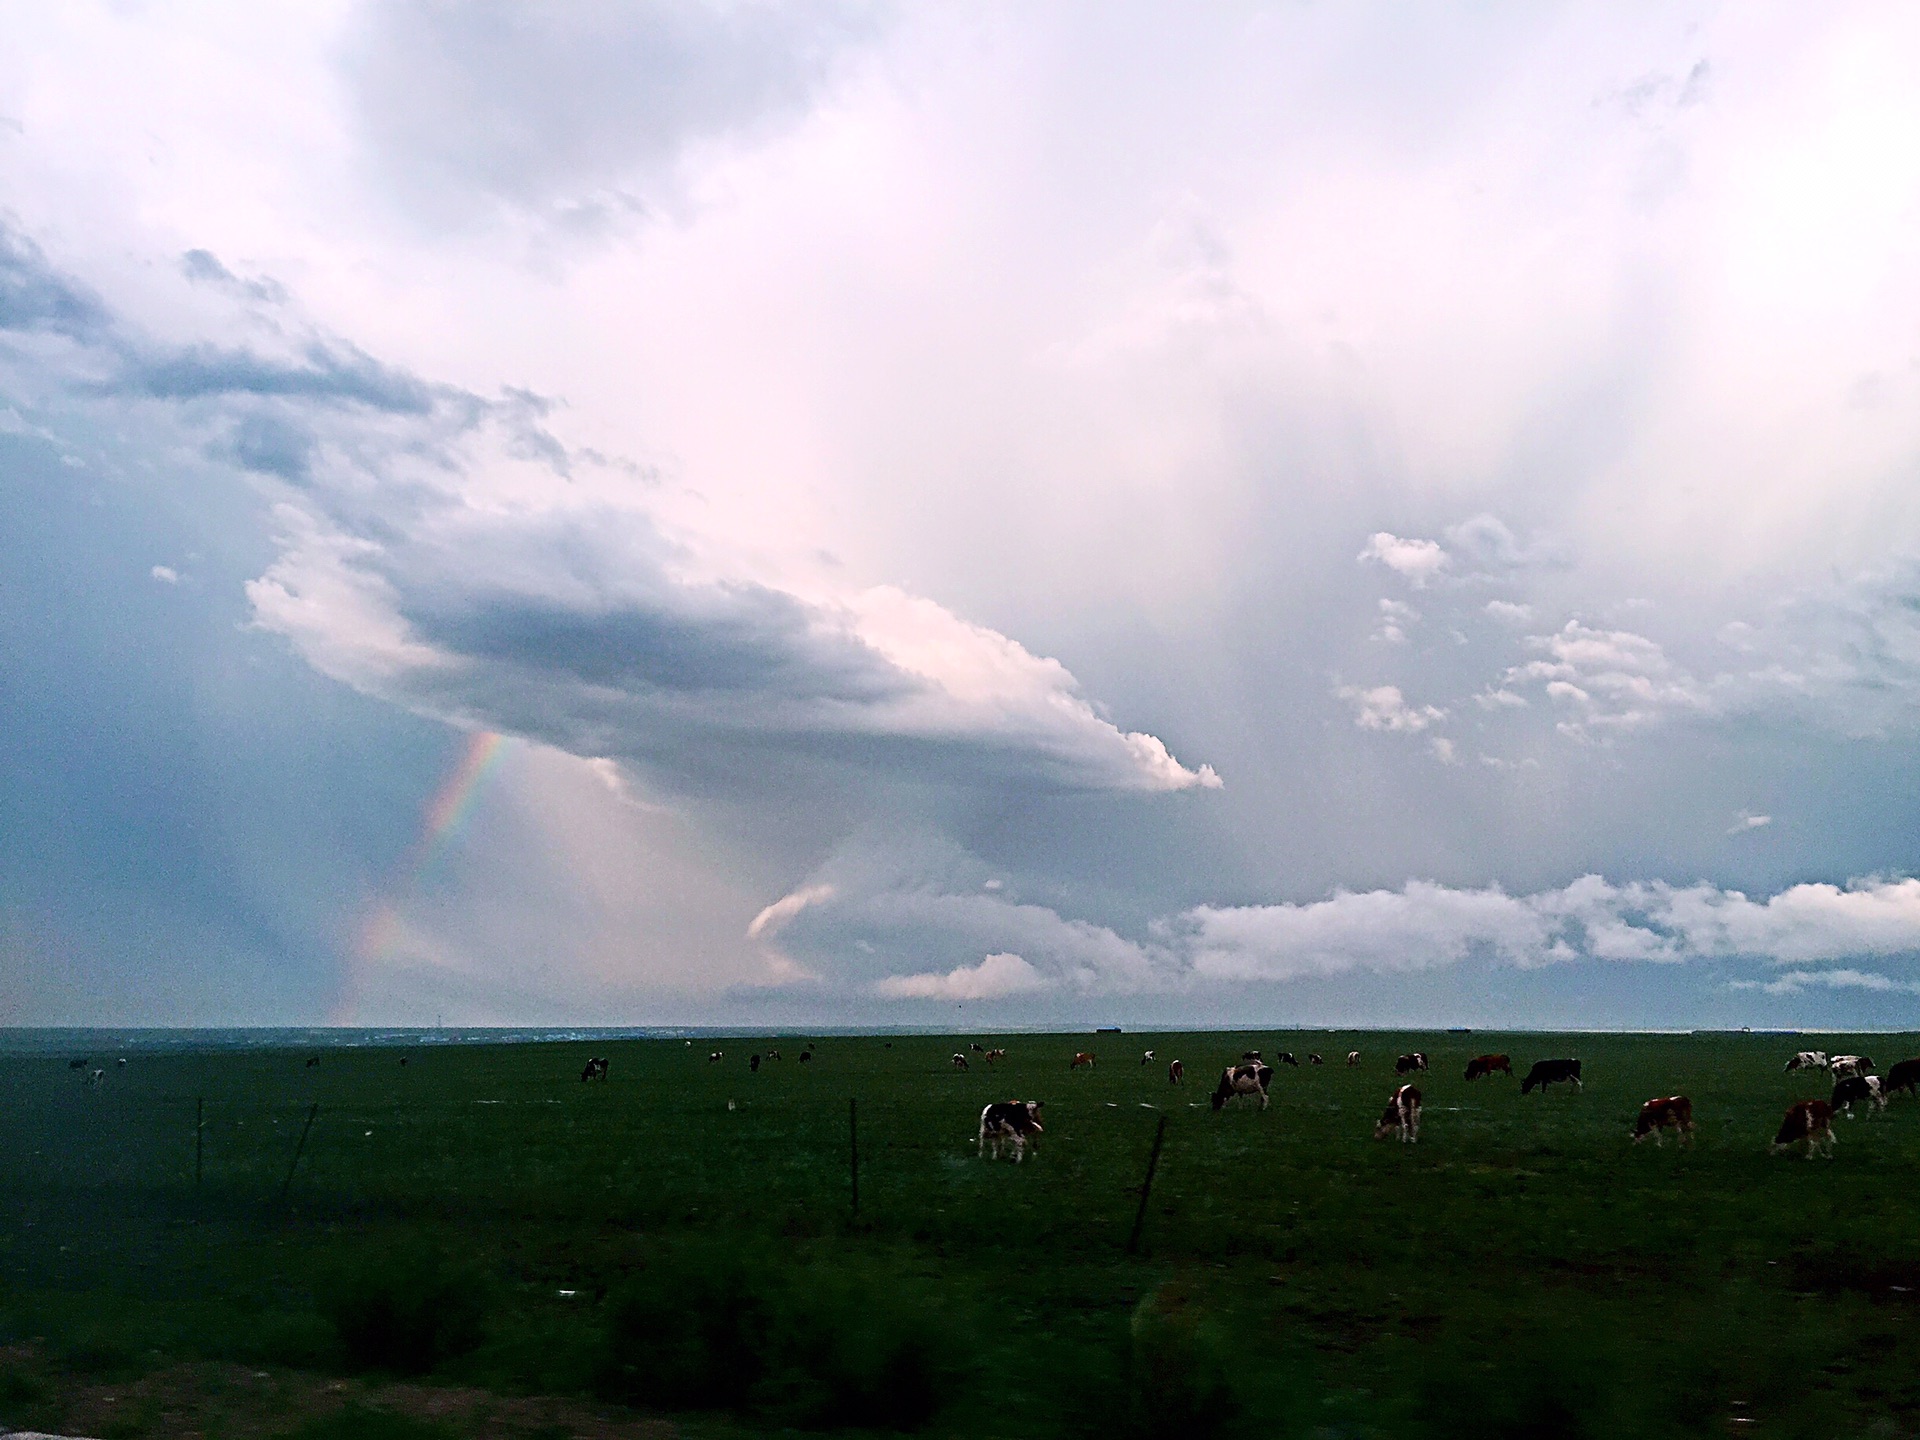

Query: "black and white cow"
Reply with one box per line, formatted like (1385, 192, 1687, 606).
(1395, 1052, 1429, 1075)
(1307, 1053, 1324, 1066)
(978, 1101, 1044, 1162)
(1785, 1050, 1830, 1072)
(1830, 1055, 1875, 1081)
(1141, 1050, 1155, 1065)
(1277, 1052, 1299, 1067)
(709, 1050, 724, 1063)
(580, 1056, 609, 1082)
(1884, 1058, 1920, 1099)
(1211, 1062, 1274, 1111)
(1521, 1058, 1582, 1094)
(1167, 1059, 1184, 1084)
(952, 1053, 970, 1071)
(1346, 1050, 1361, 1067)
(1832, 1073, 1887, 1118)
(1374, 1084, 1421, 1143)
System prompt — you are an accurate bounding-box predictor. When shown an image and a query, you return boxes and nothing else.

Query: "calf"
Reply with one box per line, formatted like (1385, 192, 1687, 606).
(1632, 1095, 1694, 1146)
(952, 1053, 970, 1071)
(1521, 1058, 1582, 1094)
(1373, 1084, 1422, 1143)
(1785, 1050, 1830, 1072)
(1211, 1062, 1273, 1111)
(1464, 1053, 1512, 1082)
(1772, 1099, 1836, 1158)
(1070, 1052, 1097, 1070)
(1882, 1058, 1920, 1099)
(1346, 1050, 1361, 1067)
(1395, 1052, 1429, 1075)
(978, 1100, 1044, 1162)
(1830, 1055, 1875, 1081)
(1167, 1059, 1184, 1084)
(1832, 1073, 1887, 1118)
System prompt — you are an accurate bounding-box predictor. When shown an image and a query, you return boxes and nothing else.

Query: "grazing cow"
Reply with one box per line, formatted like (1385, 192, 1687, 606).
(767, 1049, 781, 1061)
(799, 1050, 812, 1064)
(1210, 1062, 1274, 1111)
(1307, 1053, 1324, 1066)
(580, 1056, 609, 1083)
(67, 1058, 88, 1070)
(971, 1043, 985, 1053)
(1521, 1058, 1583, 1094)
(1785, 1050, 1830, 1072)
(1070, 1052, 1097, 1070)
(306, 1055, 320, 1068)
(750, 1054, 762, 1073)
(952, 1053, 970, 1071)
(1773, 1099, 1836, 1158)
(986, 1048, 1007, 1064)
(978, 1100, 1044, 1162)
(1632, 1096, 1694, 1146)
(1241, 1050, 1263, 1061)
(85, 1068, 105, 1089)
(1830, 1055, 1875, 1080)
(117, 1057, 127, 1068)
(1374, 1084, 1422, 1143)
(1464, 1054, 1513, 1082)
(1278, 1052, 1300, 1067)
(1347, 1051, 1361, 1067)
(709, 1051, 724, 1063)
(1168, 1059, 1184, 1084)
(1883, 1058, 1920, 1099)
(1832, 1074, 1887, 1118)
(1141, 1050, 1155, 1065)
(1395, 1052, 1429, 1076)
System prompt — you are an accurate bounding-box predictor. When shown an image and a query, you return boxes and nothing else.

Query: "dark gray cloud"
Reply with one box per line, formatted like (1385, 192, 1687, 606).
(344, 1, 885, 225)
(121, 340, 440, 412)
(0, 227, 109, 339)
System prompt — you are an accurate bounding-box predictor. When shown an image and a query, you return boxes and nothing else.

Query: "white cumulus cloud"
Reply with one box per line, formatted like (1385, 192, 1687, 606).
(876, 951, 1048, 1000)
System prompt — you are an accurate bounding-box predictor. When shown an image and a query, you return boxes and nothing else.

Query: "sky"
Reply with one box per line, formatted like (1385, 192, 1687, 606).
(6, 3, 1920, 1029)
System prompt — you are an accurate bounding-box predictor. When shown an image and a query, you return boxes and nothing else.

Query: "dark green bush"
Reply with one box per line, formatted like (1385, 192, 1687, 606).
(596, 1242, 957, 1430)
(318, 1243, 488, 1375)
(1114, 1282, 1241, 1440)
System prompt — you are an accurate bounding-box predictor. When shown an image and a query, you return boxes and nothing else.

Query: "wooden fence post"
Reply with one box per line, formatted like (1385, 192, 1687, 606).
(1125, 1114, 1169, 1255)
(279, 1102, 319, 1205)
(849, 1097, 860, 1218)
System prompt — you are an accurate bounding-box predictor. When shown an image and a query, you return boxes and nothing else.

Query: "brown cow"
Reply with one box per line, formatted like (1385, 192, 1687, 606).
(1070, 1052, 1096, 1070)
(1167, 1059, 1184, 1084)
(1772, 1099, 1836, 1159)
(1373, 1084, 1422, 1143)
(1631, 1095, 1693, 1146)
(1463, 1053, 1512, 1081)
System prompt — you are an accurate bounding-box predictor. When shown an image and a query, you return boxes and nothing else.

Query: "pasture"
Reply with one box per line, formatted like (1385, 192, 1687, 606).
(3, 1029, 1920, 1438)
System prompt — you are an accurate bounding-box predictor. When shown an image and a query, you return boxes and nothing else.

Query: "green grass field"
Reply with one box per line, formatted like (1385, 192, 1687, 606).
(3, 1029, 1919, 1438)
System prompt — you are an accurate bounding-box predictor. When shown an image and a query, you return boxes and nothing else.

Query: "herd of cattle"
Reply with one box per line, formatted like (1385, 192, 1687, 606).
(971, 1045, 1920, 1163)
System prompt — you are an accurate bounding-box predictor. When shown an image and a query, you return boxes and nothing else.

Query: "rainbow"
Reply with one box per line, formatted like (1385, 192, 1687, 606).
(350, 730, 509, 969)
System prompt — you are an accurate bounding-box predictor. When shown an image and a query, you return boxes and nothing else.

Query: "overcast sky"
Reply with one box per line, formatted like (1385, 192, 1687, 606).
(6, 3, 1920, 1029)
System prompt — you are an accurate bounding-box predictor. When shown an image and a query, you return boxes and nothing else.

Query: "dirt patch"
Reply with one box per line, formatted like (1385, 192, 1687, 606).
(22, 1358, 685, 1439)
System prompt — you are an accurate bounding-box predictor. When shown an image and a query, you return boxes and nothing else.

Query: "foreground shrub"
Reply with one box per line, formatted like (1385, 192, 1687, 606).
(597, 1242, 957, 1430)
(319, 1243, 488, 1375)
